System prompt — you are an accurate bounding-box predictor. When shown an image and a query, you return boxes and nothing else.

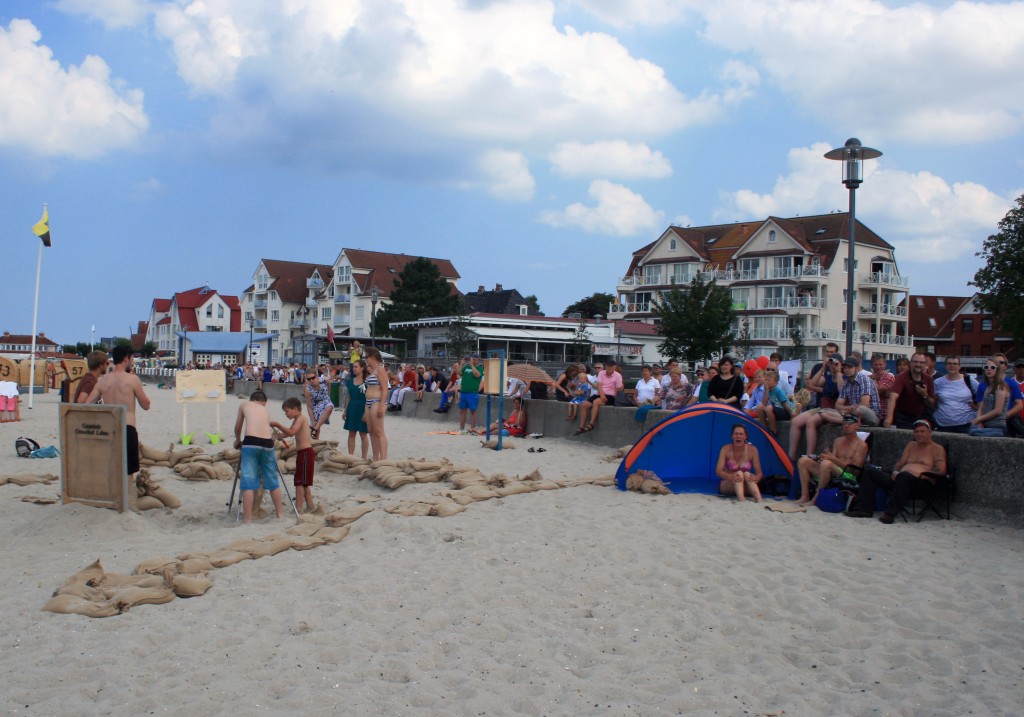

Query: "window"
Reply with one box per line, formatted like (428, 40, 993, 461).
(961, 318, 974, 332)
(321, 307, 331, 320)
(937, 298, 945, 308)
(981, 318, 993, 331)
(961, 345, 971, 356)
(217, 305, 224, 319)
(271, 310, 280, 322)
(737, 258, 760, 279)
(842, 258, 859, 273)
(337, 265, 352, 283)
(730, 288, 750, 310)
(928, 317, 936, 327)
(519, 305, 528, 315)
(257, 273, 269, 290)
(270, 291, 278, 302)
(206, 305, 213, 318)
(843, 289, 849, 305)
(355, 305, 365, 321)
(669, 238, 677, 250)
(768, 230, 776, 243)
(915, 297, 924, 307)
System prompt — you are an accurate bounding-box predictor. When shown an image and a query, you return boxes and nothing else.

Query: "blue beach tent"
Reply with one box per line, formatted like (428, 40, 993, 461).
(615, 404, 794, 494)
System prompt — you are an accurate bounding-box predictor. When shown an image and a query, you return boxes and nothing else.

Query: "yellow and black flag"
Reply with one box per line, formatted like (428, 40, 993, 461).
(32, 207, 51, 247)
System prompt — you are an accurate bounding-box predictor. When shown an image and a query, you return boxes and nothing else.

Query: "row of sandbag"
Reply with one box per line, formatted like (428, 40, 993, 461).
(0, 473, 57, 487)
(44, 504, 370, 618)
(134, 468, 182, 510)
(161, 439, 338, 481)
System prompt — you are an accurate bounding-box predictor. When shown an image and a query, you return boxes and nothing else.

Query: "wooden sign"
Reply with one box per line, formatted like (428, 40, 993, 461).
(59, 404, 130, 512)
(483, 357, 506, 395)
(0, 357, 16, 382)
(176, 370, 226, 404)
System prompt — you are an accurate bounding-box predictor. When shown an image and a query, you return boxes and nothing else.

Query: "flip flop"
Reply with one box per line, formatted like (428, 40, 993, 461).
(528, 447, 536, 453)
(536, 447, 547, 453)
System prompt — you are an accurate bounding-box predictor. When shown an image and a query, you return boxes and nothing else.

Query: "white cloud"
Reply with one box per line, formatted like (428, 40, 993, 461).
(541, 179, 663, 235)
(549, 140, 672, 179)
(0, 19, 148, 158)
(572, 0, 695, 28)
(718, 142, 1013, 265)
(479, 149, 536, 201)
(55, 0, 152, 28)
(697, 0, 1024, 143)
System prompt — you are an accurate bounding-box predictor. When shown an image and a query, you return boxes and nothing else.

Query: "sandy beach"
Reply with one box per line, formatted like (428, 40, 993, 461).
(1, 387, 1022, 716)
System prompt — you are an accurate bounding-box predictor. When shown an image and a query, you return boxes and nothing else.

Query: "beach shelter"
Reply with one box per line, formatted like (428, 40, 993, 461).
(615, 404, 794, 494)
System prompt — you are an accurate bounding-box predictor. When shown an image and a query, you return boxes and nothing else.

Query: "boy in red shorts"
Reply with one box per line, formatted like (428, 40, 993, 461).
(271, 397, 316, 513)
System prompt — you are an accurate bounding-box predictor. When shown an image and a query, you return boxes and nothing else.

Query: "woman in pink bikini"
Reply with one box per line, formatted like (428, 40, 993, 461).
(715, 423, 763, 502)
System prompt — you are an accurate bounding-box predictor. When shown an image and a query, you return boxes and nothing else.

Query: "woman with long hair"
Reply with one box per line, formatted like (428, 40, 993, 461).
(303, 369, 333, 439)
(970, 357, 1009, 436)
(343, 359, 370, 459)
(363, 347, 389, 460)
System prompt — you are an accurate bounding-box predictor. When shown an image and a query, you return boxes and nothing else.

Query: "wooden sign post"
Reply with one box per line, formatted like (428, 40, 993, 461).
(175, 370, 227, 444)
(59, 404, 130, 512)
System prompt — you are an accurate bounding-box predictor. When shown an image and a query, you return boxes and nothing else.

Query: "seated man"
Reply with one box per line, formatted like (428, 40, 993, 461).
(817, 355, 882, 427)
(795, 413, 869, 506)
(845, 418, 947, 524)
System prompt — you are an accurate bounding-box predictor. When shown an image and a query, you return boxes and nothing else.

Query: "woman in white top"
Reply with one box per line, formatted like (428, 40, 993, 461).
(635, 365, 661, 406)
(932, 356, 978, 434)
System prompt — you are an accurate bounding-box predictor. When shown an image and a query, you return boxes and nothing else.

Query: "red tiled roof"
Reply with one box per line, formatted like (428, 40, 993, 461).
(156, 316, 171, 326)
(152, 298, 172, 313)
(178, 308, 199, 332)
(261, 260, 335, 305)
(0, 333, 59, 347)
(344, 250, 460, 298)
(908, 295, 970, 339)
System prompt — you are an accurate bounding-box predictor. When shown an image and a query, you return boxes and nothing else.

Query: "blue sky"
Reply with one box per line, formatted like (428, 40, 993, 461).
(2, 0, 1021, 346)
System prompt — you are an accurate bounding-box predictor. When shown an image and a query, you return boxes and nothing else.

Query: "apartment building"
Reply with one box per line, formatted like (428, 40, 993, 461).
(145, 285, 241, 358)
(909, 294, 1016, 366)
(609, 213, 912, 361)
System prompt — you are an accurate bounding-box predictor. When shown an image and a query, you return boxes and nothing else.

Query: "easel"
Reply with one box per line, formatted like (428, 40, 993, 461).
(225, 453, 300, 522)
(175, 370, 226, 444)
(483, 350, 507, 450)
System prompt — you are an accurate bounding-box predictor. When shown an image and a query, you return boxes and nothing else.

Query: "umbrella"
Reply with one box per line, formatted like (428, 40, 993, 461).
(506, 363, 555, 384)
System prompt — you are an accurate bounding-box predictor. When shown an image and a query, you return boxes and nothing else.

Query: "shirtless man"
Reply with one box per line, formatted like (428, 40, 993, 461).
(86, 346, 150, 480)
(845, 418, 947, 524)
(795, 413, 869, 506)
(233, 391, 285, 523)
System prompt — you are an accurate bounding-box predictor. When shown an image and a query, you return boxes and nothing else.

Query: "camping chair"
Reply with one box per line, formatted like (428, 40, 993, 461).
(902, 441, 955, 522)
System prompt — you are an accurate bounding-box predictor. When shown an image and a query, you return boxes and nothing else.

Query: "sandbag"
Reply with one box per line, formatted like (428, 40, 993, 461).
(168, 446, 204, 466)
(135, 496, 165, 511)
(180, 557, 215, 574)
(286, 522, 326, 537)
(97, 573, 166, 589)
(42, 594, 120, 618)
(133, 557, 182, 576)
(494, 482, 536, 497)
(210, 462, 236, 480)
(104, 585, 176, 610)
(63, 558, 105, 586)
(314, 525, 351, 543)
(207, 550, 252, 568)
(147, 484, 181, 509)
(172, 573, 213, 598)
(54, 582, 108, 601)
(21, 495, 58, 504)
(247, 537, 293, 558)
(289, 535, 326, 550)
(7, 474, 58, 486)
(448, 471, 487, 489)
(324, 504, 374, 527)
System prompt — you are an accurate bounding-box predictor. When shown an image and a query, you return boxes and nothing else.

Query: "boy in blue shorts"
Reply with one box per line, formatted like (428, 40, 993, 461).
(233, 390, 284, 524)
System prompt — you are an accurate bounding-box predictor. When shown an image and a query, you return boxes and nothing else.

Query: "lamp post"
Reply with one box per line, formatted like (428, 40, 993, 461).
(370, 286, 379, 348)
(248, 317, 254, 366)
(182, 326, 188, 367)
(824, 138, 882, 358)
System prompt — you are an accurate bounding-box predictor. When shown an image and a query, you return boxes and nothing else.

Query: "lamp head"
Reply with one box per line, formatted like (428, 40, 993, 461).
(824, 138, 882, 189)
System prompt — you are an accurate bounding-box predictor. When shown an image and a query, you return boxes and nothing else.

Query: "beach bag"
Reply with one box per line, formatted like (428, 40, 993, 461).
(815, 487, 848, 513)
(30, 445, 61, 459)
(16, 437, 40, 458)
(759, 474, 791, 497)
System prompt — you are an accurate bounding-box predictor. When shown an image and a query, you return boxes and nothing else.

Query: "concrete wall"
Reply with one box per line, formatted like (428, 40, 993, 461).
(395, 391, 1024, 527)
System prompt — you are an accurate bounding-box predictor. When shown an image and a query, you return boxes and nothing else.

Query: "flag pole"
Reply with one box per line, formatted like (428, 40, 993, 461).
(28, 203, 47, 409)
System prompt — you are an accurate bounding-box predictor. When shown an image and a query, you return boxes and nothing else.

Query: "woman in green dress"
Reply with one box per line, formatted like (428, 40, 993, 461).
(343, 360, 370, 459)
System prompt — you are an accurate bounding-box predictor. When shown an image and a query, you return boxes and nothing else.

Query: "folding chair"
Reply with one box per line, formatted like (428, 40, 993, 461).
(911, 441, 954, 522)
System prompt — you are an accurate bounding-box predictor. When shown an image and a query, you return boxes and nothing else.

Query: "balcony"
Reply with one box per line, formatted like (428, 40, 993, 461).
(253, 300, 267, 309)
(745, 327, 792, 340)
(608, 302, 652, 316)
(289, 319, 307, 329)
(307, 278, 324, 289)
(799, 266, 829, 279)
(858, 304, 908, 317)
(619, 274, 666, 287)
(334, 293, 352, 304)
(863, 272, 909, 288)
(305, 298, 318, 308)
(252, 320, 267, 329)
(757, 296, 827, 310)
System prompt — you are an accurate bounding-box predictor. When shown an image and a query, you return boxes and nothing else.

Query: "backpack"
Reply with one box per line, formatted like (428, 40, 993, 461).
(16, 436, 40, 458)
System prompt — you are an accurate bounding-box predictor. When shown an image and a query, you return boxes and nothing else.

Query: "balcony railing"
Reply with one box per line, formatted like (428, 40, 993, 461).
(744, 327, 792, 340)
(253, 320, 267, 329)
(608, 302, 652, 315)
(305, 298, 318, 308)
(863, 272, 909, 288)
(799, 266, 829, 279)
(758, 296, 827, 310)
(858, 304, 908, 317)
(289, 319, 307, 329)
(253, 300, 267, 309)
(765, 267, 803, 280)
(334, 293, 352, 304)
(306, 278, 324, 289)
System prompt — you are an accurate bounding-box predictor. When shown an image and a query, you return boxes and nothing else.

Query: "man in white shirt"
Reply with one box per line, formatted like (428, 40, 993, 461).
(505, 374, 529, 401)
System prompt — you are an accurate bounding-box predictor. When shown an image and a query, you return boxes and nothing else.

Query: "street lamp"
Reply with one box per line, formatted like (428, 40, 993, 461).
(824, 138, 882, 358)
(370, 286, 379, 348)
(182, 326, 189, 367)
(248, 316, 254, 366)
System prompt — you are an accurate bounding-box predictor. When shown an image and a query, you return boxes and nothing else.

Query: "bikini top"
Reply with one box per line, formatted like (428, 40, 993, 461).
(365, 372, 380, 387)
(725, 445, 752, 472)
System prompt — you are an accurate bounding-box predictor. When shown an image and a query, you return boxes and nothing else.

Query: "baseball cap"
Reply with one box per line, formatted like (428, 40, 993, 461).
(842, 356, 859, 368)
(1014, 358, 1024, 367)
(842, 413, 860, 424)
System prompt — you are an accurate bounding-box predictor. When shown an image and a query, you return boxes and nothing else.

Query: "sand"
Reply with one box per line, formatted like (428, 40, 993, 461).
(1, 388, 1022, 716)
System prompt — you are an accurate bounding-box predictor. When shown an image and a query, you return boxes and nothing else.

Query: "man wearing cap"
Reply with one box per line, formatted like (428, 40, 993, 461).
(458, 355, 484, 433)
(575, 360, 622, 433)
(825, 355, 881, 426)
(846, 418, 946, 524)
(795, 412, 869, 506)
(883, 352, 936, 429)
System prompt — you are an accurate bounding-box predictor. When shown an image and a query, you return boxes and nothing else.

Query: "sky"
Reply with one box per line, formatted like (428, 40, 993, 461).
(1, 0, 1021, 347)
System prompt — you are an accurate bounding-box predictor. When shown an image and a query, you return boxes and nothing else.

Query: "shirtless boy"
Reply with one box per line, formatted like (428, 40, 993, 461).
(233, 390, 285, 524)
(846, 418, 947, 524)
(271, 397, 315, 513)
(86, 346, 150, 479)
(795, 413, 869, 506)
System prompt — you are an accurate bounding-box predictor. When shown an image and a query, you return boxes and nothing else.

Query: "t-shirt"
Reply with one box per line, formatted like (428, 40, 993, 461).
(635, 377, 661, 404)
(505, 376, 528, 398)
(74, 372, 98, 403)
(839, 372, 881, 417)
(889, 371, 935, 419)
(764, 384, 795, 412)
(933, 374, 979, 427)
(596, 370, 623, 398)
(460, 362, 484, 394)
(974, 381, 1009, 429)
(975, 378, 1023, 408)
(708, 373, 744, 403)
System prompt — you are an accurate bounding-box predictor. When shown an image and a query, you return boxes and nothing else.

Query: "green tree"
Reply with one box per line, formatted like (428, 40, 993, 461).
(971, 194, 1024, 343)
(568, 320, 592, 362)
(562, 292, 615, 319)
(140, 341, 158, 357)
(787, 326, 806, 360)
(114, 337, 132, 349)
(74, 342, 91, 356)
(444, 315, 478, 359)
(653, 275, 736, 364)
(524, 294, 543, 315)
(374, 258, 463, 349)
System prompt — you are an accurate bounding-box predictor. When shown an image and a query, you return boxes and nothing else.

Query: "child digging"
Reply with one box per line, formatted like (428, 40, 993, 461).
(233, 390, 285, 524)
(272, 397, 317, 513)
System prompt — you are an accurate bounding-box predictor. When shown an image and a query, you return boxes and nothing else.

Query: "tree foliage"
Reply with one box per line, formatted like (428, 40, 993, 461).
(562, 292, 615, 319)
(374, 258, 463, 349)
(568, 320, 592, 362)
(653, 275, 736, 364)
(787, 326, 806, 360)
(524, 294, 543, 316)
(444, 315, 478, 360)
(971, 194, 1024, 343)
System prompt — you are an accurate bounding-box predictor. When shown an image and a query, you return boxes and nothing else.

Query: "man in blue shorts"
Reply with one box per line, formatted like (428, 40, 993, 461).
(233, 390, 284, 523)
(458, 354, 485, 433)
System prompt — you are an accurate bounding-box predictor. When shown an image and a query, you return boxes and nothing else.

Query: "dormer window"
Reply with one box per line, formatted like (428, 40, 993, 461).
(519, 305, 528, 316)
(768, 230, 776, 243)
(669, 238, 677, 251)
(937, 298, 945, 308)
(916, 297, 924, 307)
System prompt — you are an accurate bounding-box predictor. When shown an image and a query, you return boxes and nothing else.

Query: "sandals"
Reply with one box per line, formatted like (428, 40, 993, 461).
(573, 424, 594, 435)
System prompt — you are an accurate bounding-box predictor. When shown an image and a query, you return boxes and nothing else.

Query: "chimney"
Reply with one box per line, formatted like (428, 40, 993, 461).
(478, 285, 485, 293)
(495, 283, 503, 291)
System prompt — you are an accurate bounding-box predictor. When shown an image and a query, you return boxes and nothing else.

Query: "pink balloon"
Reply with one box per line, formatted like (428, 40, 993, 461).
(756, 355, 770, 369)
